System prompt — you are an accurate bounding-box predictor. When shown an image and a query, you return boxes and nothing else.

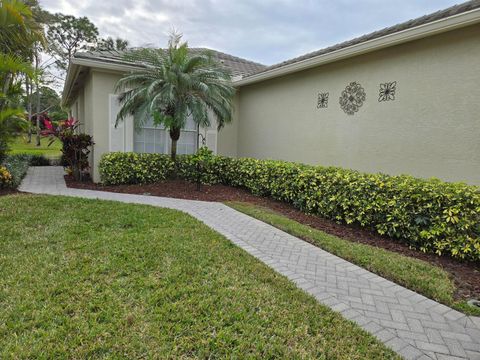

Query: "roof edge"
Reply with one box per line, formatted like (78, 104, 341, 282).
(61, 58, 142, 106)
(233, 7, 480, 87)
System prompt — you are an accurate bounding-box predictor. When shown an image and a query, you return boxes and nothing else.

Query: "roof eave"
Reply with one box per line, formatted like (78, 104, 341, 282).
(61, 57, 143, 107)
(61, 62, 79, 107)
(233, 7, 480, 87)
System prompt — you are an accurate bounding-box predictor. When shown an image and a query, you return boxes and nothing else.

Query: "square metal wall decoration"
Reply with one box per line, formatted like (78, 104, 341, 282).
(317, 92, 329, 108)
(379, 81, 397, 102)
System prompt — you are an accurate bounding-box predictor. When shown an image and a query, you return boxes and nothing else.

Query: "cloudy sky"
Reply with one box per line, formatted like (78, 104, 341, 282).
(40, 0, 461, 66)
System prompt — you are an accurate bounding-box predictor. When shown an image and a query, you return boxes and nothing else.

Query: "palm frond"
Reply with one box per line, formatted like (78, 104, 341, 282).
(115, 33, 235, 157)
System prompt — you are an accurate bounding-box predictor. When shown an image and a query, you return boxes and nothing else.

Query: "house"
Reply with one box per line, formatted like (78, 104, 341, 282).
(62, 0, 480, 185)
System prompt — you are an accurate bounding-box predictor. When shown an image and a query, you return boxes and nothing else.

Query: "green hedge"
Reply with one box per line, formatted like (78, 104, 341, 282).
(100, 151, 480, 261)
(99, 152, 175, 185)
(2, 154, 33, 188)
(29, 154, 51, 166)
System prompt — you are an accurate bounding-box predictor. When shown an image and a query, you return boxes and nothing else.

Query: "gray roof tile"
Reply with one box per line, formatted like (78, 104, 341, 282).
(245, 0, 480, 78)
(74, 48, 266, 78)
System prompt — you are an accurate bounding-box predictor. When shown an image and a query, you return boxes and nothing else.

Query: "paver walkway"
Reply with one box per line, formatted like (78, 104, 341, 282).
(19, 167, 480, 360)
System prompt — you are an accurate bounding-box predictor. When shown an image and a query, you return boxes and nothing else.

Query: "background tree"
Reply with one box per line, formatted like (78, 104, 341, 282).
(28, 86, 62, 113)
(47, 14, 98, 71)
(96, 37, 129, 51)
(115, 34, 235, 161)
(0, 0, 44, 158)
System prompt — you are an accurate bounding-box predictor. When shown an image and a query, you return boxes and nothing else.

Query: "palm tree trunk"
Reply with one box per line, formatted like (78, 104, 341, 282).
(170, 139, 177, 161)
(169, 127, 181, 161)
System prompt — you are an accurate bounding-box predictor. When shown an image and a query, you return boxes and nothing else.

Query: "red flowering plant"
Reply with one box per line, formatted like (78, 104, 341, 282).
(48, 118, 94, 181)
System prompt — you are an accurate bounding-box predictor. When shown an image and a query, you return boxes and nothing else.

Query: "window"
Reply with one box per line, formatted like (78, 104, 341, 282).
(134, 115, 197, 155)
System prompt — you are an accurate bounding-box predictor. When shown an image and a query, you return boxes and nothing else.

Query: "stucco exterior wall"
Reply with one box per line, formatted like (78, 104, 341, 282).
(89, 70, 123, 182)
(216, 92, 240, 157)
(232, 25, 480, 185)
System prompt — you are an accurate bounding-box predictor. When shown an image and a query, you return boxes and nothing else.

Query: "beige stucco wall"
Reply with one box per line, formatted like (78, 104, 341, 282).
(89, 70, 123, 182)
(216, 92, 240, 157)
(69, 70, 122, 182)
(231, 24, 480, 185)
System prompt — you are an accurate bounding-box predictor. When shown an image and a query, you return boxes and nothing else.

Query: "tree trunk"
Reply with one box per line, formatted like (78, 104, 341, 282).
(26, 78, 32, 143)
(35, 85, 41, 146)
(169, 127, 181, 161)
(35, 52, 41, 146)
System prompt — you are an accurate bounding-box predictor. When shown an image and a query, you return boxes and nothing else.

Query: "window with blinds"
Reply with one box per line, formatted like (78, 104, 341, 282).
(133, 115, 197, 155)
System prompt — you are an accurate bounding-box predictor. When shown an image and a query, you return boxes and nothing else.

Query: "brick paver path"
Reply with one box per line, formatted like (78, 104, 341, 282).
(19, 167, 480, 360)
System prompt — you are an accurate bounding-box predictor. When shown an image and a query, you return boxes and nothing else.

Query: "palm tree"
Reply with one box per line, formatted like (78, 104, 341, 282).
(115, 34, 235, 160)
(0, 0, 45, 54)
(0, 0, 44, 157)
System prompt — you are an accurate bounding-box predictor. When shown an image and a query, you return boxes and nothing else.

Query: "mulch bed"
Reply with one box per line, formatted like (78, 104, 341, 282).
(0, 189, 20, 197)
(66, 176, 480, 302)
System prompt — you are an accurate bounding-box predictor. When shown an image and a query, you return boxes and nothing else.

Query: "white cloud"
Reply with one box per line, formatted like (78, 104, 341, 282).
(39, 0, 461, 65)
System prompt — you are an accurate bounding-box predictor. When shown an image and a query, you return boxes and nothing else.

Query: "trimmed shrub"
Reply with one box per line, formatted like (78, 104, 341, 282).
(99, 152, 175, 185)
(99, 152, 480, 261)
(2, 154, 32, 188)
(29, 154, 51, 166)
(176, 147, 223, 185)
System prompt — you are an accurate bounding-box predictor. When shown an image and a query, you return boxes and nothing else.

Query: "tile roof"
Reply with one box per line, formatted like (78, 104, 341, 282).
(244, 0, 480, 78)
(74, 48, 266, 78)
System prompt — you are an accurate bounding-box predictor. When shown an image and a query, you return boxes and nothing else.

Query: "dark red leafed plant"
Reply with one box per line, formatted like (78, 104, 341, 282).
(48, 118, 94, 181)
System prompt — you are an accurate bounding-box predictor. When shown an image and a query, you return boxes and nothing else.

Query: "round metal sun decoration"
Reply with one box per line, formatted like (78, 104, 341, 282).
(339, 81, 366, 115)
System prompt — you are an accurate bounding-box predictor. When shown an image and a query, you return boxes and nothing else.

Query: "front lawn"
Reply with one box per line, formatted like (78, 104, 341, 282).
(0, 195, 397, 359)
(7, 135, 61, 158)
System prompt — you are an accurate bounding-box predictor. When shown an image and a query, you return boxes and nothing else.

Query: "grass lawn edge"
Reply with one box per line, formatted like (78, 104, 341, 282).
(225, 201, 480, 317)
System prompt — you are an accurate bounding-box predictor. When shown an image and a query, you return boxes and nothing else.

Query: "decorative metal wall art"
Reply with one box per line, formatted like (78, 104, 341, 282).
(378, 81, 397, 102)
(317, 92, 329, 108)
(339, 81, 366, 115)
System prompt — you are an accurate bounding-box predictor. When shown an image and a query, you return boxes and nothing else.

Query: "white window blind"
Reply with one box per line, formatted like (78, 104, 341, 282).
(134, 114, 197, 155)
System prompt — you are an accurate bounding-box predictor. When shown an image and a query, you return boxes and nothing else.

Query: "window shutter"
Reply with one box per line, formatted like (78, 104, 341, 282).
(206, 130, 217, 154)
(109, 94, 125, 152)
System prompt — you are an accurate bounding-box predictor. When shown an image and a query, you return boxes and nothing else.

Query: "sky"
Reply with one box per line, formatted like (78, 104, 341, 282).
(39, 0, 462, 66)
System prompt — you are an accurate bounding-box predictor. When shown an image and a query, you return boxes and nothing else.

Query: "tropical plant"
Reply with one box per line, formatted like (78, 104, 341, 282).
(0, 0, 44, 157)
(115, 33, 235, 161)
(59, 129, 94, 181)
(0, 0, 45, 54)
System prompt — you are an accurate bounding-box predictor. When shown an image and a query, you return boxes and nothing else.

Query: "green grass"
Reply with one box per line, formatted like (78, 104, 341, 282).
(7, 135, 61, 158)
(226, 202, 480, 317)
(0, 195, 398, 359)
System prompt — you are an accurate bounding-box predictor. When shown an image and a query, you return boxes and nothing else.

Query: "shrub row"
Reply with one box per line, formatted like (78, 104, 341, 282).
(1, 154, 33, 188)
(99, 152, 175, 185)
(99, 151, 480, 261)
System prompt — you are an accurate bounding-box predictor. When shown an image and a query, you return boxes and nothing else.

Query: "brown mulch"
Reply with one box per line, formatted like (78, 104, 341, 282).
(0, 188, 20, 197)
(65, 176, 480, 302)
